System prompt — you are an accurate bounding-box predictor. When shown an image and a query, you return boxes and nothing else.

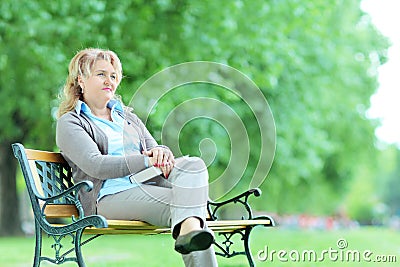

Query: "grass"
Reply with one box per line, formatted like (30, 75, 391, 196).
(0, 226, 399, 267)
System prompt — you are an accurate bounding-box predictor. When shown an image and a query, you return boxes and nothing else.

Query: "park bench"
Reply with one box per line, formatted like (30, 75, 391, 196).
(12, 143, 274, 267)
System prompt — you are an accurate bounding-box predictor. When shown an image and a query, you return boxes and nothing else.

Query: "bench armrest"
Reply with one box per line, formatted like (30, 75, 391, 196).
(207, 188, 262, 221)
(39, 181, 93, 221)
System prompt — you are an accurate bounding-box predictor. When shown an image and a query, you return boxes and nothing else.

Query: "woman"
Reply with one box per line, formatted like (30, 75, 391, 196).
(56, 48, 218, 266)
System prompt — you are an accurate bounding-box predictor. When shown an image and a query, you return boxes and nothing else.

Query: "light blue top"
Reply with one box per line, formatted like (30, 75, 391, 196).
(75, 100, 145, 201)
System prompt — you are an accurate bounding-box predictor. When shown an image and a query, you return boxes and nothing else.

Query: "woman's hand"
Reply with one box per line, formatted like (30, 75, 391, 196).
(143, 147, 175, 178)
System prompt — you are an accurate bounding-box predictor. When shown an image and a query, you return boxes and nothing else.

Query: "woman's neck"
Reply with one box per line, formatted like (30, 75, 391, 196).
(87, 102, 112, 121)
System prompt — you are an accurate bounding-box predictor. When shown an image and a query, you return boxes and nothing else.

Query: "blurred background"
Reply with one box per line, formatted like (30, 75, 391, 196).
(0, 0, 398, 241)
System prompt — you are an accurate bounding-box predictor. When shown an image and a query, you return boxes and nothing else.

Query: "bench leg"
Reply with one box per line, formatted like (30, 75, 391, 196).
(74, 229, 86, 267)
(31, 227, 88, 266)
(33, 221, 42, 267)
(214, 219, 274, 267)
(244, 227, 255, 267)
(214, 227, 256, 267)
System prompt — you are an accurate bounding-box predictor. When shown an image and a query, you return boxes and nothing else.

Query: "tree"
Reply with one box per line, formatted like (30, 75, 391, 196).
(134, 0, 389, 213)
(0, 0, 389, 235)
(0, 0, 190, 236)
(380, 147, 400, 217)
(0, 1, 64, 235)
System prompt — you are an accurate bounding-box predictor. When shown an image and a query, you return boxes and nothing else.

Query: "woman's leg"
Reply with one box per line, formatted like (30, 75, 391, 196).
(96, 156, 218, 266)
(96, 183, 172, 225)
(164, 156, 218, 266)
(167, 156, 209, 238)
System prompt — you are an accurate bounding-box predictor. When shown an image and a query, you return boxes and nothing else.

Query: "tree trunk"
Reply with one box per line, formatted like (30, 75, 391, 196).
(0, 141, 22, 236)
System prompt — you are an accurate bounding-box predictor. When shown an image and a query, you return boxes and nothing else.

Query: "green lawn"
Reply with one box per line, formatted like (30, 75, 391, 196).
(0, 227, 398, 267)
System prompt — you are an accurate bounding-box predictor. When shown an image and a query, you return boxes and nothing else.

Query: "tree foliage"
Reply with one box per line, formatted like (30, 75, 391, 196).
(0, 0, 389, 234)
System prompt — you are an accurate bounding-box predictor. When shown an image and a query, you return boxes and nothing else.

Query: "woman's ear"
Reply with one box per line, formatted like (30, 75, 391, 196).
(77, 75, 85, 89)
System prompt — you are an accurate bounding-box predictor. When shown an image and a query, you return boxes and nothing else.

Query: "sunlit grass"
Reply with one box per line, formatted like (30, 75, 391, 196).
(0, 227, 399, 266)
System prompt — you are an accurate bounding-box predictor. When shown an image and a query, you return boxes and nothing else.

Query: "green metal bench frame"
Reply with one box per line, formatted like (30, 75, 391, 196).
(12, 143, 274, 266)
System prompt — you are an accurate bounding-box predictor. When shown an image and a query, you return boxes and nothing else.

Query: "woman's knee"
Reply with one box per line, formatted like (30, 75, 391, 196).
(175, 156, 207, 172)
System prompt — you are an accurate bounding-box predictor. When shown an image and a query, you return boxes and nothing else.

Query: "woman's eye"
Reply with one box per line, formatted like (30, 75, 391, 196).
(111, 75, 116, 80)
(97, 73, 105, 76)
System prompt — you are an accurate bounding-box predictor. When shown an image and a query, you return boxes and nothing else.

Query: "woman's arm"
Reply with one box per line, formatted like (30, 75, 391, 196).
(126, 111, 175, 177)
(56, 113, 148, 180)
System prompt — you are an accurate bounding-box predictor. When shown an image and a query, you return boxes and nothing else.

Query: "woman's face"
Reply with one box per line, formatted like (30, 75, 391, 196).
(79, 59, 118, 107)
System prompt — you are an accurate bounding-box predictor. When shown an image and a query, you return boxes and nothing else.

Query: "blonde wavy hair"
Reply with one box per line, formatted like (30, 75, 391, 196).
(57, 48, 123, 117)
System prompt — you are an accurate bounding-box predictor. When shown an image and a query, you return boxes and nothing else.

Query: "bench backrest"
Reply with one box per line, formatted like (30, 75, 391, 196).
(12, 143, 79, 219)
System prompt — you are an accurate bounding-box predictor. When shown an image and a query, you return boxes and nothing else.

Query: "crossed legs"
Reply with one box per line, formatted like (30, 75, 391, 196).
(97, 157, 218, 266)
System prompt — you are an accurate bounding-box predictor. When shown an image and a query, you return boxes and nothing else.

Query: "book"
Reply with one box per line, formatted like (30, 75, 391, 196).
(129, 166, 163, 183)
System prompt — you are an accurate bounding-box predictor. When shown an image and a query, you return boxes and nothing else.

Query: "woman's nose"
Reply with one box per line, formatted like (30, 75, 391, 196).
(104, 75, 112, 85)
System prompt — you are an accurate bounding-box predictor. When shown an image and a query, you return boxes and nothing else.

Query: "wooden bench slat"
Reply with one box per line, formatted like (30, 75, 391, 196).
(52, 219, 271, 235)
(25, 148, 67, 163)
(43, 205, 272, 229)
(105, 219, 153, 227)
(106, 219, 272, 229)
(50, 217, 271, 236)
(42, 204, 80, 218)
(208, 220, 272, 227)
(82, 224, 269, 235)
(45, 204, 272, 231)
(84, 228, 171, 235)
(102, 219, 271, 233)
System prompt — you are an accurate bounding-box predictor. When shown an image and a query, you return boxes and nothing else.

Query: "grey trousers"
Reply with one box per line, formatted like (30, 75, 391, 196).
(97, 157, 218, 267)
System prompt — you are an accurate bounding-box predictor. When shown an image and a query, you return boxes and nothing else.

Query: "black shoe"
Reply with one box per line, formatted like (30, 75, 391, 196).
(174, 230, 214, 254)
